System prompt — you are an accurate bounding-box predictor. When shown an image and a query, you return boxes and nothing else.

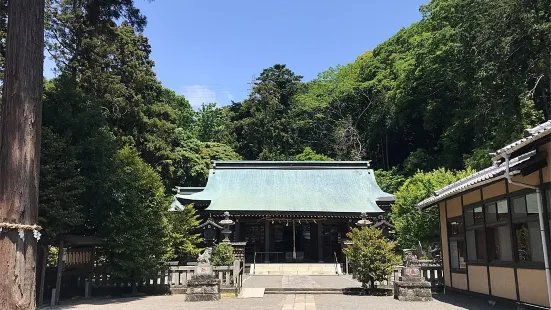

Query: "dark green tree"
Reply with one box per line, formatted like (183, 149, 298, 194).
(234, 64, 303, 159)
(103, 146, 172, 293)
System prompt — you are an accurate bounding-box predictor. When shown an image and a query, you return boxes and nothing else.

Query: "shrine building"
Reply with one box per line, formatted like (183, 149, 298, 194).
(176, 160, 395, 264)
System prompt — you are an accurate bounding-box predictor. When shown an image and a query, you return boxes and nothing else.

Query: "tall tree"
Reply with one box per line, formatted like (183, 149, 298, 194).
(234, 64, 303, 159)
(103, 146, 172, 295)
(0, 0, 45, 309)
(0, 0, 7, 95)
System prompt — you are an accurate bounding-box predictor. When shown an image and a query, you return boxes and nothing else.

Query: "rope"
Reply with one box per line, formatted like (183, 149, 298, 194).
(0, 222, 42, 231)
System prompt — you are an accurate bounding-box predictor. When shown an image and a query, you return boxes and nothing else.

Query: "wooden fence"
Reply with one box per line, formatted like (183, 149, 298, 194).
(42, 263, 244, 305)
(168, 265, 242, 290)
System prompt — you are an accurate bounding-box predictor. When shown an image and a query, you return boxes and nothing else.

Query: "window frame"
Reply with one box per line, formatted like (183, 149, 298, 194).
(464, 204, 488, 264)
(459, 186, 550, 270)
(447, 215, 467, 272)
(484, 198, 513, 264)
(509, 190, 545, 268)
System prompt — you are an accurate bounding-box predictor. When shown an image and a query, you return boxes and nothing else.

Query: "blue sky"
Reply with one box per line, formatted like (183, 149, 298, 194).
(45, 0, 428, 109)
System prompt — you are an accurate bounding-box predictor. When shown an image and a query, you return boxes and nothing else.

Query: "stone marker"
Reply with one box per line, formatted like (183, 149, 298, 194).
(185, 275, 221, 302)
(185, 248, 220, 302)
(394, 249, 432, 302)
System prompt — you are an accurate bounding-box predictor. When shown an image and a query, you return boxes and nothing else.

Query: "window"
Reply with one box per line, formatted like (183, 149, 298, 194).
(474, 206, 484, 225)
(511, 192, 545, 264)
(450, 240, 467, 270)
(448, 219, 464, 237)
(512, 196, 526, 218)
(465, 208, 474, 226)
(465, 205, 487, 262)
(486, 200, 509, 223)
(515, 222, 544, 262)
(513, 193, 539, 219)
(526, 193, 539, 214)
(487, 225, 513, 261)
(466, 229, 487, 261)
(484, 199, 513, 262)
(448, 217, 466, 270)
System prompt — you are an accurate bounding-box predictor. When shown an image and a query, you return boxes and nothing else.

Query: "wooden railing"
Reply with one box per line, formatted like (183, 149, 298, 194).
(168, 265, 240, 288)
(42, 262, 245, 305)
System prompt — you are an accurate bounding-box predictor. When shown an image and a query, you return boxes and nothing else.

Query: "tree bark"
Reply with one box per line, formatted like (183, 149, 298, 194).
(0, 0, 45, 309)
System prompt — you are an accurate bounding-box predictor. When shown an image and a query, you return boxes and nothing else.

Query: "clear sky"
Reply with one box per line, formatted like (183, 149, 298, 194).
(44, 0, 428, 109)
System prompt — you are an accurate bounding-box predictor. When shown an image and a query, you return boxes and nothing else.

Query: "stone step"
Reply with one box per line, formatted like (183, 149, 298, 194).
(253, 263, 337, 275)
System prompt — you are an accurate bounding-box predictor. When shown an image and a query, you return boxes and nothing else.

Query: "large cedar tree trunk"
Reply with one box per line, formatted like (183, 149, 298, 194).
(0, 0, 45, 309)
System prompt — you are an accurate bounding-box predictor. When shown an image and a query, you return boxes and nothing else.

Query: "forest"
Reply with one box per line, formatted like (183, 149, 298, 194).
(1, 0, 549, 278)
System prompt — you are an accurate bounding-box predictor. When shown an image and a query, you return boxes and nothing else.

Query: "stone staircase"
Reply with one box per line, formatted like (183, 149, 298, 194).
(252, 263, 338, 275)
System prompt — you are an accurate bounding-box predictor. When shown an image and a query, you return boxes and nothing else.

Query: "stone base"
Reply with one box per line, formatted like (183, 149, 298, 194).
(185, 293, 220, 302)
(394, 280, 432, 302)
(185, 275, 221, 302)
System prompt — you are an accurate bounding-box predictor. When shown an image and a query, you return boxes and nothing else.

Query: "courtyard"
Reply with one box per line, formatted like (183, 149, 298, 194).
(47, 292, 517, 310)
(45, 275, 519, 310)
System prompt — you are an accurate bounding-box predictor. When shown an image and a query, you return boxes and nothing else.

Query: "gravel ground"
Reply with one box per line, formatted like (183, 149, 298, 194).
(46, 292, 518, 310)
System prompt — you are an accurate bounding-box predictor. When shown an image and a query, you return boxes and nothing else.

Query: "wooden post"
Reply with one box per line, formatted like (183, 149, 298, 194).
(264, 221, 270, 262)
(84, 280, 90, 298)
(55, 241, 65, 304)
(50, 289, 56, 307)
(38, 245, 48, 306)
(317, 222, 323, 263)
(0, 0, 45, 309)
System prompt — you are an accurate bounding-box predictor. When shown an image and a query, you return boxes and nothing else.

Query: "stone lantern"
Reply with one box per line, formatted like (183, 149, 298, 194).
(219, 211, 235, 243)
(356, 212, 372, 227)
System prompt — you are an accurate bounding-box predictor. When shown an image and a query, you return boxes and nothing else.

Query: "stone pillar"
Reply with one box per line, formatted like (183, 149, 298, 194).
(317, 222, 323, 263)
(264, 220, 270, 263)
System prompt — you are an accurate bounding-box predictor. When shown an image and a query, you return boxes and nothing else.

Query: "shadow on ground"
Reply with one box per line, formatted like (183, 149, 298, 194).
(433, 292, 518, 310)
(41, 295, 149, 309)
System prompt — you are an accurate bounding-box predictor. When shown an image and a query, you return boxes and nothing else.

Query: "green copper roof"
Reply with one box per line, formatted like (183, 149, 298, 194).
(176, 161, 394, 213)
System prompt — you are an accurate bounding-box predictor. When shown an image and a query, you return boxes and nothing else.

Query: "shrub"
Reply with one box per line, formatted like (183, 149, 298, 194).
(212, 242, 235, 266)
(343, 226, 399, 294)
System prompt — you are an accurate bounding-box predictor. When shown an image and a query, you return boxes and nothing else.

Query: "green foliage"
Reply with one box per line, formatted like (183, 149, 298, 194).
(343, 227, 399, 289)
(175, 139, 242, 186)
(39, 127, 85, 240)
(168, 204, 203, 259)
(391, 168, 474, 249)
(195, 103, 236, 146)
(37, 0, 551, 284)
(40, 75, 119, 240)
(103, 146, 172, 281)
(374, 168, 405, 194)
(212, 242, 235, 266)
(293, 147, 333, 161)
(233, 64, 304, 160)
(47, 246, 59, 267)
